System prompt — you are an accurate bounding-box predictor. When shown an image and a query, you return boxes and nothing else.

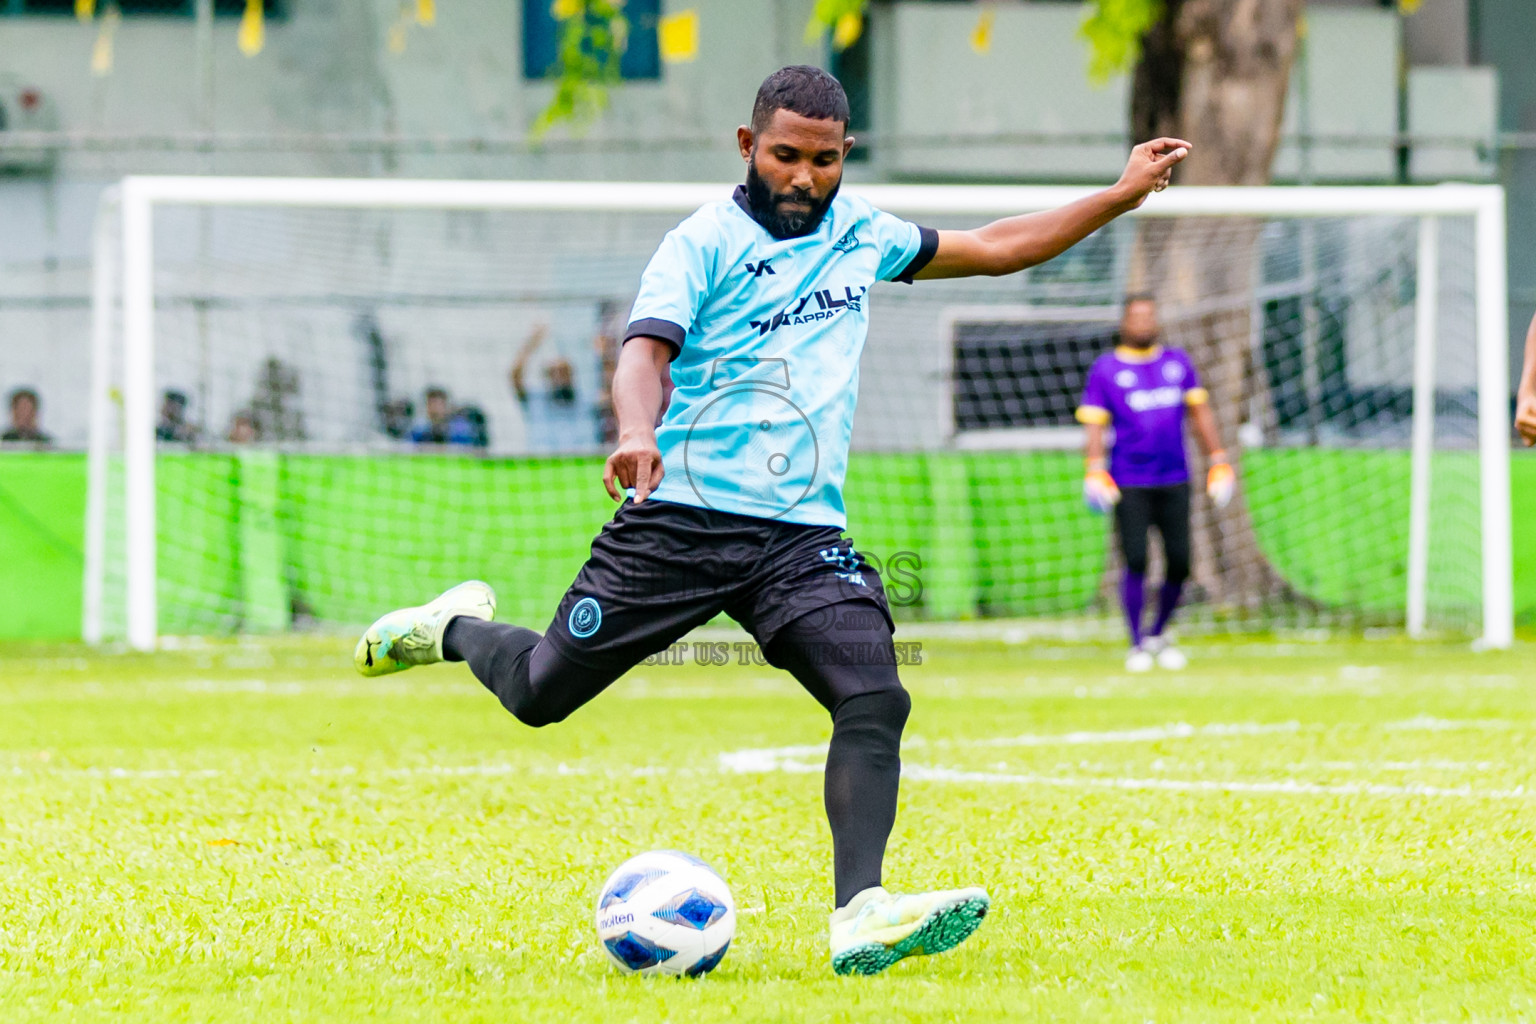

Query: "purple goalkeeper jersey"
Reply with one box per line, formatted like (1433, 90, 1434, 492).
(1076, 346, 1207, 488)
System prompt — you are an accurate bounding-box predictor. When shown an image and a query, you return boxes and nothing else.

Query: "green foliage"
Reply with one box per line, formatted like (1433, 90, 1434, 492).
(804, 0, 868, 51)
(2, 636, 1536, 1021)
(1081, 0, 1164, 84)
(532, 0, 631, 139)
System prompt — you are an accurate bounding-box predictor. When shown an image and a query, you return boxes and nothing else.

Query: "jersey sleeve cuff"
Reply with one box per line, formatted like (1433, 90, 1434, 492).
(623, 318, 685, 360)
(891, 226, 939, 284)
(1075, 406, 1111, 426)
(1184, 387, 1209, 406)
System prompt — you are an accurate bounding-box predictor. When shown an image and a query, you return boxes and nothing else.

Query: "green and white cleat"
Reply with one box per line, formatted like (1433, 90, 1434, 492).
(829, 885, 990, 976)
(353, 580, 497, 677)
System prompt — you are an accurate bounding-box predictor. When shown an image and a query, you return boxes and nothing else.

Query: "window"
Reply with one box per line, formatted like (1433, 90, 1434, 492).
(2, 1, 283, 15)
(522, 0, 660, 82)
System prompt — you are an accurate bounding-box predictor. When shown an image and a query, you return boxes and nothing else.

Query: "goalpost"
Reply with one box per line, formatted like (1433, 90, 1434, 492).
(84, 177, 1513, 652)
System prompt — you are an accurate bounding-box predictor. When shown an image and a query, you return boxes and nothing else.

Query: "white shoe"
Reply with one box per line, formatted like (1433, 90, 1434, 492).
(353, 580, 497, 677)
(829, 885, 990, 976)
(1125, 647, 1154, 673)
(1152, 640, 1187, 670)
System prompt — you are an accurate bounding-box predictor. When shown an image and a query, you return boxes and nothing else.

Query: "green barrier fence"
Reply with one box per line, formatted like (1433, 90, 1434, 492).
(4, 450, 1534, 640)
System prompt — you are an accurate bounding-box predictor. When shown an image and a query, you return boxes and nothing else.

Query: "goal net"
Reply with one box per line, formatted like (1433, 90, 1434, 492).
(85, 178, 1513, 650)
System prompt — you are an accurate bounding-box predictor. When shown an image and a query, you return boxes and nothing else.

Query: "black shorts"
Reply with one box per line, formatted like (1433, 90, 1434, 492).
(1114, 483, 1192, 576)
(542, 498, 894, 671)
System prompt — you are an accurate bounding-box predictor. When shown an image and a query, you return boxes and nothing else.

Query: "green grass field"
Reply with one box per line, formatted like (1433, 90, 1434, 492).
(3, 633, 1535, 1022)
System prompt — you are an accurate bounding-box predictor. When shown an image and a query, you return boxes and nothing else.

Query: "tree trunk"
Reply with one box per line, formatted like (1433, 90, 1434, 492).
(1102, 0, 1312, 617)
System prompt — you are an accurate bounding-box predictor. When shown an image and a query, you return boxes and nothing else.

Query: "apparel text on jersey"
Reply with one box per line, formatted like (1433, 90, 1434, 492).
(749, 285, 868, 337)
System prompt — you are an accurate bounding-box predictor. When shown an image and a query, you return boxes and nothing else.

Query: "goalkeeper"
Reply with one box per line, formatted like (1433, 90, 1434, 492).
(1076, 295, 1232, 672)
(353, 66, 1188, 975)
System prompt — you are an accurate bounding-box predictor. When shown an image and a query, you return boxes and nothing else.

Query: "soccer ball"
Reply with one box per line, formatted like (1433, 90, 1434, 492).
(594, 850, 736, 977)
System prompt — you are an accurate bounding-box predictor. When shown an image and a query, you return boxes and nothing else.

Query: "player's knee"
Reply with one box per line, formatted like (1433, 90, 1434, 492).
(1165, 552, 1191, 584)
(1125, 552, 1149, 576)
(834, 684, 910, 733)
(504, 686, 572, 728)
(510, 701, 563, 728)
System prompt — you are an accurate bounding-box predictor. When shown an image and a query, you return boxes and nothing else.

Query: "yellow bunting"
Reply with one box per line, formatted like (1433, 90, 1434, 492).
(75, 0, 95, 21)
(832, 10, 862, 50)
(1399, 0, 1423, 12)
(90, 6, 119, 76)
(416, 0, 436, 25)
(658, 9, 698, 64)
(970, 9, 995, 54)
(551, 0, 581, 21)
(237, 0, 265, 56)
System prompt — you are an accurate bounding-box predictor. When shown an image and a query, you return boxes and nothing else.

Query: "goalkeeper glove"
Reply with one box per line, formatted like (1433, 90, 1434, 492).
(1083, 459, 1120, 514)
(1207, 452, 1235, 509)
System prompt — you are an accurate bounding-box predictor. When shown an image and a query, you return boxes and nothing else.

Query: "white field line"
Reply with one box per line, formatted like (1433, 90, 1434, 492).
(899, 765, 1531, 801)
(10, 719, 1527, 799)
(717, 720, 1302, 773)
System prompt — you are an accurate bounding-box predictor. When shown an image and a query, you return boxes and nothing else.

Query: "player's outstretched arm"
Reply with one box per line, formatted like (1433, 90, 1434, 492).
(603, 336, 673, 502)
(915, 139, 1191, 280)
(1516, 310, 1536, 447)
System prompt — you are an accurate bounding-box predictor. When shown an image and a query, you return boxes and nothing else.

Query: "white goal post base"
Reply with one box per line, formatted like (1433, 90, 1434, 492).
(85, 178, 1514, 652)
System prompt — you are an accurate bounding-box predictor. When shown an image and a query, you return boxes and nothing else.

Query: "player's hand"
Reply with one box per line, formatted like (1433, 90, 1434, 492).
(1516, 390, 1536, 446)
(1084, 464, 1120, 515)
(1207, 456, 1236, 510)
(604, 431, 665, 503)
(1117, 138, 1191, 208)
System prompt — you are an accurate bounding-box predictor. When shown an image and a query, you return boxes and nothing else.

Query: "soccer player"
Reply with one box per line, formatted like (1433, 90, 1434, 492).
(1076, 295, 1233, 673)
(1517, 310, 1536, 447)
(354, 66, 1188, 975)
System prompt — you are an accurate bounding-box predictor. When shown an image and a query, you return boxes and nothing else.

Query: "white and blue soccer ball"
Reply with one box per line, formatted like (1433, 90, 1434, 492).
(594, 850, 736, 977)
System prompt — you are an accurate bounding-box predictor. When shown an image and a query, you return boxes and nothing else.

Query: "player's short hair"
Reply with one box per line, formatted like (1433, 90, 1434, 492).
(9, 387, 38, 409)
(751, 65, 850, 135)
(425, 386, 448, 401)
(1123, 292, 1157, 309)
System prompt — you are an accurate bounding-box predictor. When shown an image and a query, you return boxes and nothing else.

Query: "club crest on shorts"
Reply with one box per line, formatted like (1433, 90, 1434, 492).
(569, 597, 602, 639)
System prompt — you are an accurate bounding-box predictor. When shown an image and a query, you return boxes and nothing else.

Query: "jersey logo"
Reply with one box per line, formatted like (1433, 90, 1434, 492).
(833, 228, 859, 254)
(749, 285, 867, 336)
(1162, 361, 1186, 383)
(744, 259, 776, 278)
(1115, 369, 1139, 389)
(1126, 385, 1184, 412)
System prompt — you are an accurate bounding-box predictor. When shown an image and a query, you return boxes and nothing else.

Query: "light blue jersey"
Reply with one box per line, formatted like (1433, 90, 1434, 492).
(625, 187, 935, 528)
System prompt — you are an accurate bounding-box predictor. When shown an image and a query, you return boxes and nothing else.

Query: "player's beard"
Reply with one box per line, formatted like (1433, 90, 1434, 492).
(1122, 329, 1158, 350)
(745, 157, 840, 239)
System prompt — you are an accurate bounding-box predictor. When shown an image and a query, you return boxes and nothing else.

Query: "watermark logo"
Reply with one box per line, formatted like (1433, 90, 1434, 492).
(682, 357, 819, 521)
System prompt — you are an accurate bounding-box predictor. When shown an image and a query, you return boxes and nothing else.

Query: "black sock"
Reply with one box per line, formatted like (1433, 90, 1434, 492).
(444, 616, 624, 728)
(443, 616, 541, 714)
(825, 688, 911, 908)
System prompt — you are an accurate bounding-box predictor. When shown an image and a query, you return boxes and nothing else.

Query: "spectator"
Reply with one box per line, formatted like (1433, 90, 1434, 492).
(511, 323, 601, 453)
(227, 410, 259, 444)
(380, 397, 414, 440)
(3, 388, 52, 445)
(409, 387, 480, 446)
(156, 389, 198, 443)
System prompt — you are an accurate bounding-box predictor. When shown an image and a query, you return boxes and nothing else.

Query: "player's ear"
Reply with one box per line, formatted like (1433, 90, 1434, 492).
(737, 126, 754, 163)
(843, 135, 855, 158)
